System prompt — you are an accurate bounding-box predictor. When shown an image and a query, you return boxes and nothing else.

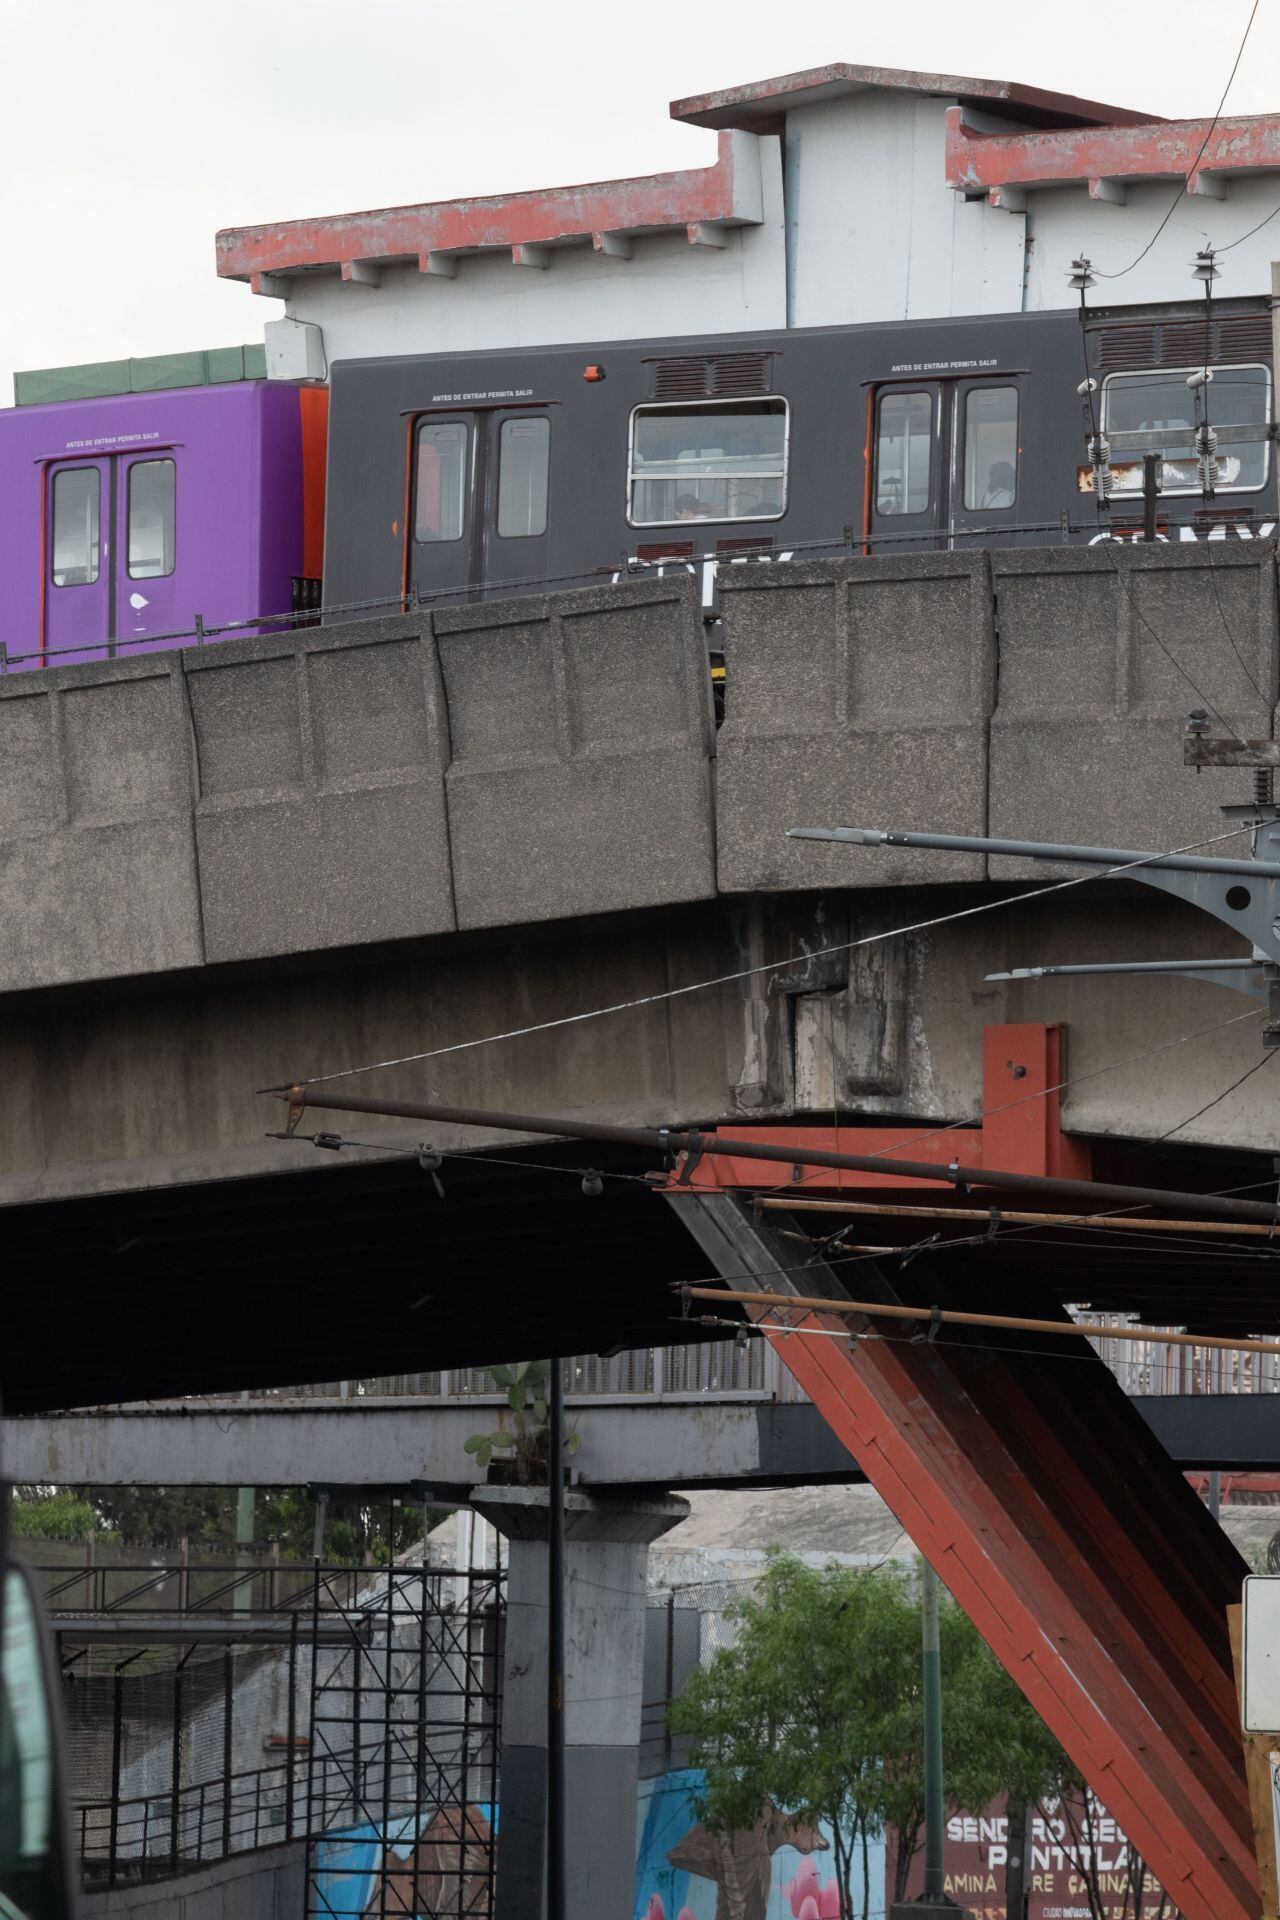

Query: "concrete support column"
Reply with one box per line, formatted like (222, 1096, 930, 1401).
(471, 1486, 689, 1920)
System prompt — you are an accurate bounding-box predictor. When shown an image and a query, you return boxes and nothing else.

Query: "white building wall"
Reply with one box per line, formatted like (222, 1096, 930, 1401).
(280, 136, 785, 366)
(1021, 177, 1280, 309)
(787, 94, 1028, 326)
(266, 92, 1280, 363)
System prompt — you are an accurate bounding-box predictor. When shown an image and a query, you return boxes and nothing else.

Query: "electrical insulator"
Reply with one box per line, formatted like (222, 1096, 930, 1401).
(1088, 432, 1113, 504)
(1068, 257, 1096, 291)
(1196, 421, 1219, 497)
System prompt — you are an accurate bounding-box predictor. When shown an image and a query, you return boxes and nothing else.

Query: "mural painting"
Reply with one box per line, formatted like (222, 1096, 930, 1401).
(634, 1769, 883, 1920)
(311, 1803, 494, 1917)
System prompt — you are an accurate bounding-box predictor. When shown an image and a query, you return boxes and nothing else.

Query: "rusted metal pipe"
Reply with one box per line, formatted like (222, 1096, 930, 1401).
(758, 1196, 1279, 1237)
(680, 1285, 1280, 1358)
(278, 1087, 1280, 1226)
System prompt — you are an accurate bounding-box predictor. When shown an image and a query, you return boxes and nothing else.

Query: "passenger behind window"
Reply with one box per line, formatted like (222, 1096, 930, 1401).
(675, 493, 714, 520)
(980, 461, 1016, 509)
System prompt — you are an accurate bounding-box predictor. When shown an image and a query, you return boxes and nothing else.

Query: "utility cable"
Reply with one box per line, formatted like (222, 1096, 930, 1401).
(1094, 0, 1262, 281)
(274, 823, 1251, 1089)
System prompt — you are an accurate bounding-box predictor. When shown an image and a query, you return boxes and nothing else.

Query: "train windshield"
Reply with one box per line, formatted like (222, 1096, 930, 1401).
(628, 397, 787, 525)
(1102, 364, 1270, 493)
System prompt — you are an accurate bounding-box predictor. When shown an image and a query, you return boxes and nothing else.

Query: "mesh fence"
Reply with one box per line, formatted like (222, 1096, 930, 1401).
(640, 1577, 763, 1778)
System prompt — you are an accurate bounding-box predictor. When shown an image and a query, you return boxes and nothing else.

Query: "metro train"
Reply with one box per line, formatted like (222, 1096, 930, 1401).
(0, 295, 1272, 670)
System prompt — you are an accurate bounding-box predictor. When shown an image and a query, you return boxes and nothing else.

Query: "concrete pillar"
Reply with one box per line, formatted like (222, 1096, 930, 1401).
(471, 1485, 689, 1920)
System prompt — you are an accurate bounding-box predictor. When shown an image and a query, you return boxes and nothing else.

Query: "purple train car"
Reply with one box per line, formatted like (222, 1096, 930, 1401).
(0, 380, 327, 671)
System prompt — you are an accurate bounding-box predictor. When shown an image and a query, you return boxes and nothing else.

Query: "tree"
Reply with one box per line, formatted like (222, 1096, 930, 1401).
(668, 1552, 1063, 1918)
(9, 1488, 102, 1543)
(14, 1485, 438, 1562)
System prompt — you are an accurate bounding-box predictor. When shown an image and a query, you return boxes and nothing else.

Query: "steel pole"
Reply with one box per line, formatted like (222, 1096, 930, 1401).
(547, 1356, 566, 1920)
(921, 1559, 946, 1902)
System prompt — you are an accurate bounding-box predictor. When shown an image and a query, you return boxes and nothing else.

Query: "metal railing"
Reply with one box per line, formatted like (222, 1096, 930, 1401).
(38, 1560, 486, 1620)
(216, 1329, 1280, 1404)
(74, 1753, 344, 1887)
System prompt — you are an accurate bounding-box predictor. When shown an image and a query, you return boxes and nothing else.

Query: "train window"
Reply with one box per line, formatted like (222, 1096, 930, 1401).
(628, 397, 787, 525)
(127, 460, 176, 579)
(50, 468, 100, 587)
(415, 422, 469, 542)
(875, 393, 932, 515)
(963, 388, 1018, 510)
(1101, 364, 1270, 493)
(497, 416, 550, 538)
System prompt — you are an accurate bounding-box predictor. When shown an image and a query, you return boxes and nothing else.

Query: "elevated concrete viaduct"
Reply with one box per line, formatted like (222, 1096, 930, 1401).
(5, 541, 1280, 1920)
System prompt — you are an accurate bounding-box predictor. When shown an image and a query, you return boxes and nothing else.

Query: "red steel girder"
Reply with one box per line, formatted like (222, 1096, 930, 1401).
(672, 1193, 1258, 1920)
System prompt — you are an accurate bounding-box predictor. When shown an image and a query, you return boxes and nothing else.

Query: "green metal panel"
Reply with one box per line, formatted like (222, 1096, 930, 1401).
(13, 345, 270, 407)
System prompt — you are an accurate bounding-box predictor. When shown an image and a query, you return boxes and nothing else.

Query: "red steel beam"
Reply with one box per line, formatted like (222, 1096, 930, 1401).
(673, 1195, 1258, 1920)
(945, 103, 1280, 196)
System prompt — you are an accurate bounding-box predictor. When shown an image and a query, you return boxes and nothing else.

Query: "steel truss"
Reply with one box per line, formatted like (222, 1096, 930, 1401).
(304, 1561, 503, 1920)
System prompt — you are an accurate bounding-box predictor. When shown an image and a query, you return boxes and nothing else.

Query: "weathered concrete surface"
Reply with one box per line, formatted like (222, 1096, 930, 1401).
(8, 1390, 1273, 1491)
(0, 575, 713, 989)
(435, 579, 715, 928)
(989, 541, 1278, 876)
(474, 1488, 687, 1920)
(3, 1398, 859, 1491)
(1, 879, 1276, 1209)
(81, 1840, 304, 1920)
(0, 658, 203, 988)
(715, 550, 995, 892)
(187, 617, 456, 962)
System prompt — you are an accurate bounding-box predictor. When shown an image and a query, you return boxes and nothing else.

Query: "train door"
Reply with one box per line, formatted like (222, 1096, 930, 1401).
(43, 451, 178, 665)
(868, 378, 1023, 552)
(410, 407, 552, 606)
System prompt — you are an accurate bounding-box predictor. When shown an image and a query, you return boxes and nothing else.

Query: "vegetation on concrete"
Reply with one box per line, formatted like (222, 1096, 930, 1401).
(463, 1362, 581, 1481)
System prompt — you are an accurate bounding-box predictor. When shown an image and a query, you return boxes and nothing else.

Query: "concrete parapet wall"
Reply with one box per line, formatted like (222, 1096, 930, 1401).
(0, 576, 714, 990)
(715, 551, 995, 891)
(989, 542, 1279, 877)
(435, 580, 715, 929)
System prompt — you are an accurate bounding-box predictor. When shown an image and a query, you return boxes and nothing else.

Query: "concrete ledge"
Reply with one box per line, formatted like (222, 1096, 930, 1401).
(81, 1837, 305, 1920)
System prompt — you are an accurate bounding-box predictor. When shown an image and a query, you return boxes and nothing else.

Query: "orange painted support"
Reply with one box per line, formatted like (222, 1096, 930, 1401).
(673, 1023, 1091, 1196)
(670, 1025, 1256, 1920)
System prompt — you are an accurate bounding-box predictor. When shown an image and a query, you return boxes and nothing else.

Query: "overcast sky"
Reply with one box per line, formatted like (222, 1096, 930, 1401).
(2, 0, 1275, 397)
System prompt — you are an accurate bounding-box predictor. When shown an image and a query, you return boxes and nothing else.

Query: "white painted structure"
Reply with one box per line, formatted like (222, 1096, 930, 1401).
(216, 63, 1280, 369)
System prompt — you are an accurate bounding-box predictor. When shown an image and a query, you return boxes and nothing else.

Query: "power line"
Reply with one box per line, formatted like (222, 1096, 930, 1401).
(274, 823, 1251, 1090)
(1094, 0, 1262, 281)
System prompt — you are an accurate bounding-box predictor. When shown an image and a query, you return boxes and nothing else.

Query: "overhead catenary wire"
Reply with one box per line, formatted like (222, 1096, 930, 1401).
(1093, 0, 1262, 282)
(269, 823, 1252, 1090)
(274, 1084, 1280, 1224)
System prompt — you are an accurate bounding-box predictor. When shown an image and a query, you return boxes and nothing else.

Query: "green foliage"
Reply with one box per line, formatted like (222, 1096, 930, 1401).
(21, 1485, 436, 1561)
(463, 1362, 582, 1483)
(10, 1488, 103, 1543)
(668, 1552, 1065, 1913)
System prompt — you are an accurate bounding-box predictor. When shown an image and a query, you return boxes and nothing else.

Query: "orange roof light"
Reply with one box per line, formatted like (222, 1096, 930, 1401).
(583, 364, 606, 382)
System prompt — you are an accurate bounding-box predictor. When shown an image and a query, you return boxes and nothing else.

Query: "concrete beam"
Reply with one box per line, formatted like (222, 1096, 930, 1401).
(511, 242, 549, 269)
(6, 1392, 1273, 1492)
(418, 250, 458, 277)
(593, 230, 633, 260)
(340, 259, 382, 286)
(1088, 176, 1127, 205)
(2, 1399, 858, 1490)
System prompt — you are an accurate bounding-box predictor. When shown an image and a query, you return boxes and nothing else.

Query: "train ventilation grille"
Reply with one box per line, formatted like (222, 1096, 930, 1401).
(649, 352, 775, 399)
(1092, 314, 1272, 371)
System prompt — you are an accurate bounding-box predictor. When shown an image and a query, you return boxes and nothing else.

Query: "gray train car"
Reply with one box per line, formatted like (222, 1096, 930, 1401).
(322, 299, 1275, 622)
